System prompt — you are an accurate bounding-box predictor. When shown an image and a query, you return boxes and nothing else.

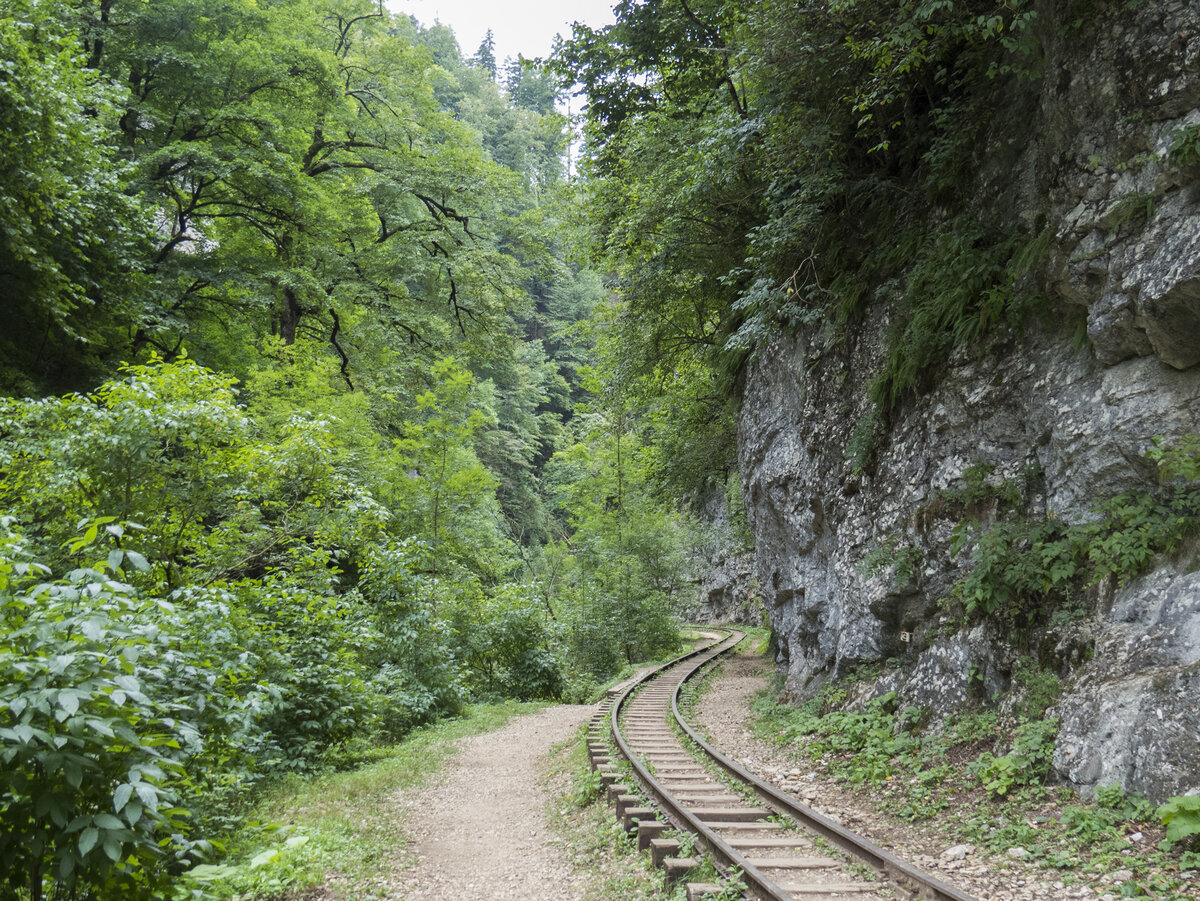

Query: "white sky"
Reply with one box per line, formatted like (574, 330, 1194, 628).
(390, 0, 617, 65)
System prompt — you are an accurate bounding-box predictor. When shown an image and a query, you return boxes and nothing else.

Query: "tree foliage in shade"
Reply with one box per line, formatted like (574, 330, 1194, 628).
(554, 0, 1046, 495)
(0, 0, 150, 394)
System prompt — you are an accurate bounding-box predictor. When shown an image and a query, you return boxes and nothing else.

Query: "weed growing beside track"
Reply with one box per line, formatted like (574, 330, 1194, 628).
(749, 683, 1200, 900)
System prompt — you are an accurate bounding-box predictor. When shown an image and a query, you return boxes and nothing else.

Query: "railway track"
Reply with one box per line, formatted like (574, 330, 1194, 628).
(587, 629, 980, 901)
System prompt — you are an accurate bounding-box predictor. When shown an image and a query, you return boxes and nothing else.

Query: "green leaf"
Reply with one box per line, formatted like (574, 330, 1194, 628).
(124, 551, 150, 572)
(113, 783, 133, 812)
(122, 798, 143, 826)
(79, 826, 99, 856)
(80, 617, 106, 641)
(134, 782, 158, 809)
(94, 813, 123, 830)
(114, 675, 139, 693)
(1159, 795, 1200, 844)
(102, 836, 123, 862)
(58, 691, 80, 718)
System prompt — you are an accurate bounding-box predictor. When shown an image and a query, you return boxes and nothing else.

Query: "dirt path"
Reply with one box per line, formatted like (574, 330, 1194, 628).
(389, 704, 593, 900)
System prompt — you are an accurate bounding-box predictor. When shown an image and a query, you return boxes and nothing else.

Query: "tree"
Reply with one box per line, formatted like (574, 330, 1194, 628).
(63, 0, 536, 387)
(505, 56, 559, 114)
(0, 0, 150, 394)
(473, 28, 497, 78)
(542, 361, 692, 675)
(388, 358, 511, 576)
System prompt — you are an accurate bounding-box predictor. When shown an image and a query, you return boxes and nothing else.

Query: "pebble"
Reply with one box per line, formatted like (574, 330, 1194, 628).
(941, 843, 975, 861)
(1007, 846, 1030, 859)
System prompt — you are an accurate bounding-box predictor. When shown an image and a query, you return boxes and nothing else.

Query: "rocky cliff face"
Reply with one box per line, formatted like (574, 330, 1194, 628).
(689, 550, 761, 625)
(738, 1, 1200, 802)
(684, 487, 762, 625)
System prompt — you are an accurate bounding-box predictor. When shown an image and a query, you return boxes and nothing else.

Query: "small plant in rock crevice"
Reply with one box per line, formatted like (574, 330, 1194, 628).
(859, 533, 923, 588)
(943, 435, 1200, 630)
(1167, 123, 1200, 168)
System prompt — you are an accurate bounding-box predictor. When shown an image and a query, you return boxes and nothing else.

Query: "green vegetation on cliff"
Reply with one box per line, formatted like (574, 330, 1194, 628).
(554, 0, 1049, 495)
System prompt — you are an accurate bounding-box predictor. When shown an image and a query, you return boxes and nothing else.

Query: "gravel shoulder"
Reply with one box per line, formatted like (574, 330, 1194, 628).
(389, 703, 594, 900)
(691, 648, 1129, 901)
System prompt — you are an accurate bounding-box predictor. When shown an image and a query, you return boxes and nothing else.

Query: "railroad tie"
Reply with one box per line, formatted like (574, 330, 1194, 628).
(768, 883, 880, 896)
(636, 819, 668, 850)
(599, 629, 977, 901)
(662, 857, 701, 887)
(724, 835, 816, 851)
(689, 806, 770, 822)
(650, 837, 680, 867)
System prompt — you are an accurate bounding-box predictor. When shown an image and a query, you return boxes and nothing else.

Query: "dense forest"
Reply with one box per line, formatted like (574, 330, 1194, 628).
(0, 1, 727, 897)
(4, 0, 1199, 897)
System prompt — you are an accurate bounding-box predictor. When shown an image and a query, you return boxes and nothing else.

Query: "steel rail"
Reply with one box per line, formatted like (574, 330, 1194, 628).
(670, 638, 980, 901)
(611, 630, 802, 901)
(607, 629, 981, 901)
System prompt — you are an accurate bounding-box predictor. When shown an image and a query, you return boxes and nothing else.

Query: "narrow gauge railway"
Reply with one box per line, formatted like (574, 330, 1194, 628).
(588, 630, 979, 901)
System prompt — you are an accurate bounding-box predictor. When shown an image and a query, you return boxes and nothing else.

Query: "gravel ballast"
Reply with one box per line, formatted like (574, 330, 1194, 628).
(689, 649, 1163, 901)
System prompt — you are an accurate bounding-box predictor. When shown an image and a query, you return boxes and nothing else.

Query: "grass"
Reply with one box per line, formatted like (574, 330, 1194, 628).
(546, 728, 677, 901)
(180, 700, 548, 900)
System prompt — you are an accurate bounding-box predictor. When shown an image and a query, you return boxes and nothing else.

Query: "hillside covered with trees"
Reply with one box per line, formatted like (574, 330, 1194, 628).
(0, 1, 717, 896)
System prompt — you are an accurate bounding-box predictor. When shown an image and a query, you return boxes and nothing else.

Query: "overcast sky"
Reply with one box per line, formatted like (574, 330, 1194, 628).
(390, 0, 617, 65)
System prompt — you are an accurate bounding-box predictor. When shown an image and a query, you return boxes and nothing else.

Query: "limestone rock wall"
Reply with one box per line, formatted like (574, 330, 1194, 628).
(738, 1, 1200, 801)
(684, 486, 762, 625)
(688, 550, 761, 625)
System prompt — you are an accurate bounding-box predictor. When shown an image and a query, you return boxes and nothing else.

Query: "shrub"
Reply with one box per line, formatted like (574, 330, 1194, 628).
(970, 718, 1057, 797)
(950, 435, 1200, 626)
(357, 540, 466, 735)
(0, 531, 203, 901)
(451, 583, 564, 701)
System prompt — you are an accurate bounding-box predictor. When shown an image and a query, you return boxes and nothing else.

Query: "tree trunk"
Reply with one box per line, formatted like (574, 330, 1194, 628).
(279, 287, 301, 345)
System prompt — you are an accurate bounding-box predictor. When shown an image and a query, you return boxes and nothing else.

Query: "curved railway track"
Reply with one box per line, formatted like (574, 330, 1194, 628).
(587, 629, 980, 901)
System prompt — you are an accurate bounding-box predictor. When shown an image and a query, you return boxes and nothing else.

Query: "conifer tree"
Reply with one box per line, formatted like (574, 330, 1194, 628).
(473, 28, 497, 78)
